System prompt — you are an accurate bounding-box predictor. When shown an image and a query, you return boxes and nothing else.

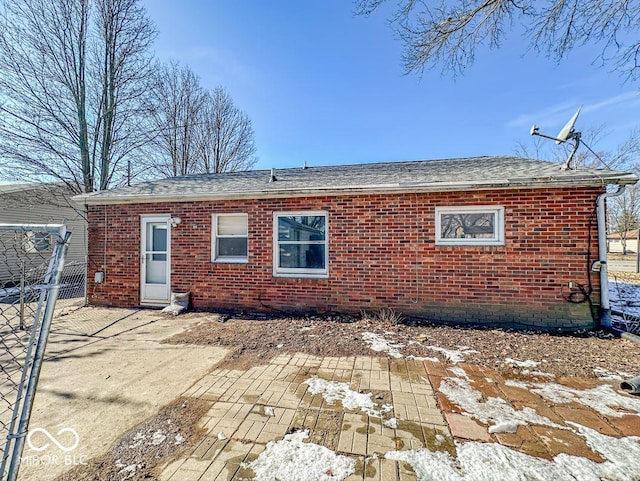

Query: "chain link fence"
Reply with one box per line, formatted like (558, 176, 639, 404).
(608, 271, 640, 335)
(0, 224, 71, 481)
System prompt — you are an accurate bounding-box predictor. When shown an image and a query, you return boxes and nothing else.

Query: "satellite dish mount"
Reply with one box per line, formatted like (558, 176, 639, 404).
(529, 106, 582, 170)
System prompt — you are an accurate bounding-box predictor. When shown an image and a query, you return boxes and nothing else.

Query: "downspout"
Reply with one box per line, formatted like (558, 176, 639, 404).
(597, 185, 626, 328)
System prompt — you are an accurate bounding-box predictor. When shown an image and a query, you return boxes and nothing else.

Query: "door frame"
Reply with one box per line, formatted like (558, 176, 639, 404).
(140, 215, 171, 305)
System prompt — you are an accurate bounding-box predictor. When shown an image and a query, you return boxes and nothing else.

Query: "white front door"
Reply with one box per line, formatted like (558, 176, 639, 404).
(141, 216, 171, 304)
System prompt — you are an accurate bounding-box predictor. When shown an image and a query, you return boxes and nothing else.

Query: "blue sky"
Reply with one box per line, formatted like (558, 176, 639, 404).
(142, 0, 640, 170)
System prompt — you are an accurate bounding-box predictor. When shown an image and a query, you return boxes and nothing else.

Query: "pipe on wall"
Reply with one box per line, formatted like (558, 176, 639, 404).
(597, 185, 626, 328)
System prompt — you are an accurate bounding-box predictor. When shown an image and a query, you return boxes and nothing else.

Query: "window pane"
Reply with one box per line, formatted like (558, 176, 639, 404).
(279, 244, 325, 269)
(34, 232, 50, 251)
(218, 215, 247, 236)
(217, 238, 248, 258)
(145, 253, 166, 284)
(440, 213, 496, 239)
(23, 231, 50, 253)
(147, 224, 167, 251)
(278, 216, 325, 242)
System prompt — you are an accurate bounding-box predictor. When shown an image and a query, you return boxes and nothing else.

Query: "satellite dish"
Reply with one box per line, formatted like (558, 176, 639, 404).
(555, 106, 581, 144)
(529, 106, 583, 170)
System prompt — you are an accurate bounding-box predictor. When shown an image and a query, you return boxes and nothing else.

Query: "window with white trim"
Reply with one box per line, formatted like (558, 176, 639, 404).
(212, 213, 248, 262)
(23, 231, 51, 254)
(435, 206, 504, 246)
(274, 212, 328, 277)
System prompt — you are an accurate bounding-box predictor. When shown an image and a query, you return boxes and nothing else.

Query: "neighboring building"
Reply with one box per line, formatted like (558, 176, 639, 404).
(0, 183, 87, 284)
(607, 229, 639, 254)
(75, 156, 638, 331)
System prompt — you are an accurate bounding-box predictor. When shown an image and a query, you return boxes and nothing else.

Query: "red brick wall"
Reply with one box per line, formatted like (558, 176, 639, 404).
(87, 187, 602, 330)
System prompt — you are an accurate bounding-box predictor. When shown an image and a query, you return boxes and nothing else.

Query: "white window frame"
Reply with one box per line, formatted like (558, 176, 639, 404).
(435, 206, 505, 246)
(23, 230, 51, 254)
(212, 213, 249, 263)
(273, 211, 329, 278)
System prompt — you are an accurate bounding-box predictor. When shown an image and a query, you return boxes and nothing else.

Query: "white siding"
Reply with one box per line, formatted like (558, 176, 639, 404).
(0, 186, 86, 284)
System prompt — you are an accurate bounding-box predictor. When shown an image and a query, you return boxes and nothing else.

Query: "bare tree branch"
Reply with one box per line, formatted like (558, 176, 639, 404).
(0, 0, 156, 192)
(356, 0, 640, 79)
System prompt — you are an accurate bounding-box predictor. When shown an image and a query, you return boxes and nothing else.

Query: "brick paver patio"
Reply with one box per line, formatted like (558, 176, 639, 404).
(159, 354, 640, 480)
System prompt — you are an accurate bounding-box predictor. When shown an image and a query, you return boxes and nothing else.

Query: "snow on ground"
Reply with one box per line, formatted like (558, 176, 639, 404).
(304, 376, 392, 418)
(448, 366, 470, 380)
(609, 281, 640, 317)
(245, 430, 355, 481)
(425, 346, 477, 364)
(525, 382, 640, 418)
(361, 332, 405, 358)
(385, 424, 640, 481)
(438, 376, 565, 433)
(504, 358, 540, 368)
(529, 370, 555, 378)
(594, 367, 633, 381)
(383, 418, 398, 429)
(115, 460, 138, 480)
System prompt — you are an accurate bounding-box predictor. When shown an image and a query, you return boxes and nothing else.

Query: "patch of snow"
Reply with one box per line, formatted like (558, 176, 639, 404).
(245, 430, 355, 481)
(435, 434, 446, 444)
(115, 461, 138, 480)
(488, 421, 522, 434)
(505, 358, 540, 368)
(529, 382, 640, 418)
(217, 432, 227, 440)
(406, 355, 437, 361)
(425, 346, 477, 364)
(299, 326, 315, 332)
(448, 366, 470, 379)
(129, 432, 146, 448)
(361, 332, 404, 358)
(386, 424, 640, 481)
(383, 418, 398, 429)
(530, 371, 555, 378)
(174, 434, 185, 445)
(304, 376, 388, 418)
(264, 406, 276, 417)
(438, 377, 565, 433)
(150, 430, 166, 446)
(504, 380, 530, 389)
(594, 367, 632, 381)
(609, 281, 640, 317)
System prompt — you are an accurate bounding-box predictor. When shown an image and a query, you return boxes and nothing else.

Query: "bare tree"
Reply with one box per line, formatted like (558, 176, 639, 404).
(146, 71, 257, 177)
(0, 0, 155, 193)
(609, 183, 640, 254)
(147, 62, 206, 177)
(198, 87, 257, 174)
(356, 0, 640, 80)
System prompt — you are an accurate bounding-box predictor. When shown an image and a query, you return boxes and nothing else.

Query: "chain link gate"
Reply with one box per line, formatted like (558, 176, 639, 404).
(0, 224, 71, 481)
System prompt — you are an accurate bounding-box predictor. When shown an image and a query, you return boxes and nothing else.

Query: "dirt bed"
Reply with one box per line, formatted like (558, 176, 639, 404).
(166, 312, 640, 379)
(56, 397, 210, 481)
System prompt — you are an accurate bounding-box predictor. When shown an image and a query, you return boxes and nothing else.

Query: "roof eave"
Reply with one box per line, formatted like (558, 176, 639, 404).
(74, 175, 635, 206)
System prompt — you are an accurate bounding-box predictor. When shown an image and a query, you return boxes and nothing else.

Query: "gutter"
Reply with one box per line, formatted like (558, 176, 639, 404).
(597, 185, 626, 328)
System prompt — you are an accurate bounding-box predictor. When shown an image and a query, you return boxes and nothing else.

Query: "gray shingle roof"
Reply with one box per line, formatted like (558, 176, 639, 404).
(75, 156, 638, 205)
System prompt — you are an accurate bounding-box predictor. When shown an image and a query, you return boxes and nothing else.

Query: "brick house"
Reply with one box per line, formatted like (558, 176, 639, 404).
(75, 156, 638, 330)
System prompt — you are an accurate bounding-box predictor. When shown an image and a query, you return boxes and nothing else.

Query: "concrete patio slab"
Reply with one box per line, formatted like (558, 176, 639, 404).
(18, 311, 228, 481)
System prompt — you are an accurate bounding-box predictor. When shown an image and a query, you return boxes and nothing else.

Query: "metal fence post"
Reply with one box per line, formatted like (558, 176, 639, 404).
(5, 228, 70, 481)
(0, 225, 71, 481)
(19, 262, 25, 331)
